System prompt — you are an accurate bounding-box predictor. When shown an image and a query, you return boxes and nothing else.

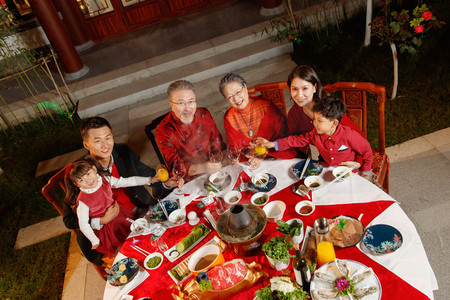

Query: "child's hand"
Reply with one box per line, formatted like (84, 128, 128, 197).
(149, 176, 160, 184)
(92, 243, 99, 250)
(359, 171, 371, 178)
(338, 161, 361, 170)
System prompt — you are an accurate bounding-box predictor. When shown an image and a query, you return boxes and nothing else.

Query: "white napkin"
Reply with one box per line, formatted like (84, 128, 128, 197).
(103, 253, 150, 300)
(312, 167, 395, 205)
(357, 203, 438, 299)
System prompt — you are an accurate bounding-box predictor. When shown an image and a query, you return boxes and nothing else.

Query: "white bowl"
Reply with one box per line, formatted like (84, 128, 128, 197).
(251, 173, 270, 188)
(286, 218, 304, 244)
(250, 192, 269, 206)
(224, 191, 242, 204)
(333, 166, 352, 182)
(262, 200, 286, 222)
(168, 208, 186, 225)
(143, 252, 163, 270)
(304, 175, 323, 191)
(130, 218, 148, 233)
(295, 200, 315, 216)
(209, 171, 228, 186)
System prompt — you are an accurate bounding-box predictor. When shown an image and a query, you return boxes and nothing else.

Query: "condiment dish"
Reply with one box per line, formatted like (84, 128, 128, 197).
(332, 166, 352, 182)
(168, 208, 186, 225)
(295, 200, 315, 216)
(304, 175, 323, 191)
(144, 252, 163, 270)
(250, 192, 269, 206)
(224, 191, 242, 205)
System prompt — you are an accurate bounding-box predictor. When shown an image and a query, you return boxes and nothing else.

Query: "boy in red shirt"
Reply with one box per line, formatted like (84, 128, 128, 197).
(257, 97, 372, 176)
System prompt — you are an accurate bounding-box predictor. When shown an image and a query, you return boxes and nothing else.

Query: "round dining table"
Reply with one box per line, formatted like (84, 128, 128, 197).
(103, 158, 438, 300)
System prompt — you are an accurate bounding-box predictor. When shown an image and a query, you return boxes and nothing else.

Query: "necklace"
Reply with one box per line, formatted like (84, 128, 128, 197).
(237, 100, 253, 137)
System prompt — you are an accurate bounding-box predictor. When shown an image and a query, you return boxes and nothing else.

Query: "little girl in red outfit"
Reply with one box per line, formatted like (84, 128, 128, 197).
(64, 156, 159, 257)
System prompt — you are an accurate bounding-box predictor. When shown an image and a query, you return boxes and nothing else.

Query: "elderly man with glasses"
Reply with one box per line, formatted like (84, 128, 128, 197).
(156, 80, 224, 180)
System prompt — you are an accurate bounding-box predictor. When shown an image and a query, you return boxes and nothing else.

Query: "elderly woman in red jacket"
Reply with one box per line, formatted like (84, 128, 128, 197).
(219, 73, 296, 169)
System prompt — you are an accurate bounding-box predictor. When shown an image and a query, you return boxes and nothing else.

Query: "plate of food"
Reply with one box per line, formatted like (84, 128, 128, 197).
(363, 224, 403, 254)
(204, 171, 232, 192)
(147, 199, 178, 222)
(248, 173, 277, 193)
(329, 215, 365, 248)
(254, 276, 309, 300)
(107, 257, 140, 286)
(310, 259, 381, 300)
(292, 160, 324, 179)
(164, 223, 211, 262)
(168, 236, 227, 284)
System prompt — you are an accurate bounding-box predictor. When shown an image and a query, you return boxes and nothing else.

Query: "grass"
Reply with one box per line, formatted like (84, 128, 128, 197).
(0, 114, 83, 299)
(0, 1, 448, 298)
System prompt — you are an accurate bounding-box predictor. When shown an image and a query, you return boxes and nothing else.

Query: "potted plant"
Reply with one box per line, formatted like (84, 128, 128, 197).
(262, 235, 293, 271)
(277, 219, 304, 245)
(370, 1, 444, 99)
(262, 0, 303, 49)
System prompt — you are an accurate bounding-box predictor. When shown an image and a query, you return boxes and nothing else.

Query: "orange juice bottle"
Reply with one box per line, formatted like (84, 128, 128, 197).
(314, 218, 336, 267)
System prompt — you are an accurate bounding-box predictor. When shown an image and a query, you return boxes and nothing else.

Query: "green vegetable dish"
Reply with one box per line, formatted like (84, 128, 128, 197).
(255, 276, 309, 300)
(146, 256, 162, 268)
(254, 197, 266, 205)
(262, 236, 293, 265)
(276, 220, 303, 237)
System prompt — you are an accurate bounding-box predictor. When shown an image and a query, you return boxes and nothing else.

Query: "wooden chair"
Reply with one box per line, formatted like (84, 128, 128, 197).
(42, 168, 108, 280)
(144, 112, 169, 168)
(323, 82, 389, 192)
(248, 82, 289, 117)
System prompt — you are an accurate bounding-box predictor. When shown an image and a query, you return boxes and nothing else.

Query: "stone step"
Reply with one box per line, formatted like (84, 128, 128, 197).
(77, 37, 292, 118)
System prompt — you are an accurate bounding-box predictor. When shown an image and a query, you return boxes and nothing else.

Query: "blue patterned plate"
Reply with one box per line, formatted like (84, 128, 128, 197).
(248, 173, 277, 193)
(108, 257, 139, 286)
(148, 199, 178, 222)
(292, 160, 323, 179)
(363, 224, 403, 254)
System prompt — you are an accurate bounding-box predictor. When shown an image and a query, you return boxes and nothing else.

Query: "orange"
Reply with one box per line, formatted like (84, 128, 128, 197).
(157, 169, 169, 182)
(255, 145, 267, 156)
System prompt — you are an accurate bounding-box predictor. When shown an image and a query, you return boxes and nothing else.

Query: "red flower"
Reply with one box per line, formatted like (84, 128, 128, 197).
(422, 11, 432, 21)
(414, 25, 425, 33)
(288, 35, 294, 40)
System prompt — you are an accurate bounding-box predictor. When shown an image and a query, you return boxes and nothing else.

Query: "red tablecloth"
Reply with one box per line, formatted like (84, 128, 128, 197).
(120, 180, 429, 300)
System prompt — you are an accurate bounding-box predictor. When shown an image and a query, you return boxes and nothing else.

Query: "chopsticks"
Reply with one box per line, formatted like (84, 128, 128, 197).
(157, 199, 170, 220)
(131, 244, 151, 257)
(299, 156, 311, 179)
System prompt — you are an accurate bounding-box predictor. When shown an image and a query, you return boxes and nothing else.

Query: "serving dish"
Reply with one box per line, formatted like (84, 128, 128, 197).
(108, 257, 140, 286)
(310, 259, 381, 300)
(163, 223, 211, 262)
(292, 160, 323, 179)
(363, 224, 403, 254)
(329, 215, 364, 248)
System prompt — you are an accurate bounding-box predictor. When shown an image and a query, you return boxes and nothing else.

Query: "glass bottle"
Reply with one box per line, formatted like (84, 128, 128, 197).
(314, 218, 336, 267)
(293, 249, 311, 292)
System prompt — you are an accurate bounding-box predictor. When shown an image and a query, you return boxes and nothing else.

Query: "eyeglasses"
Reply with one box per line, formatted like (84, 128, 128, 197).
(170, 100, 196, 107)
(226, 86, 245, 101)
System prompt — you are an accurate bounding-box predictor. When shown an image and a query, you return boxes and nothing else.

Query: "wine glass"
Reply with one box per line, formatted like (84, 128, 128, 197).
(208, 147, 223, 163)
(227, 144, 240, 165)
(171, 160, 186, 195)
